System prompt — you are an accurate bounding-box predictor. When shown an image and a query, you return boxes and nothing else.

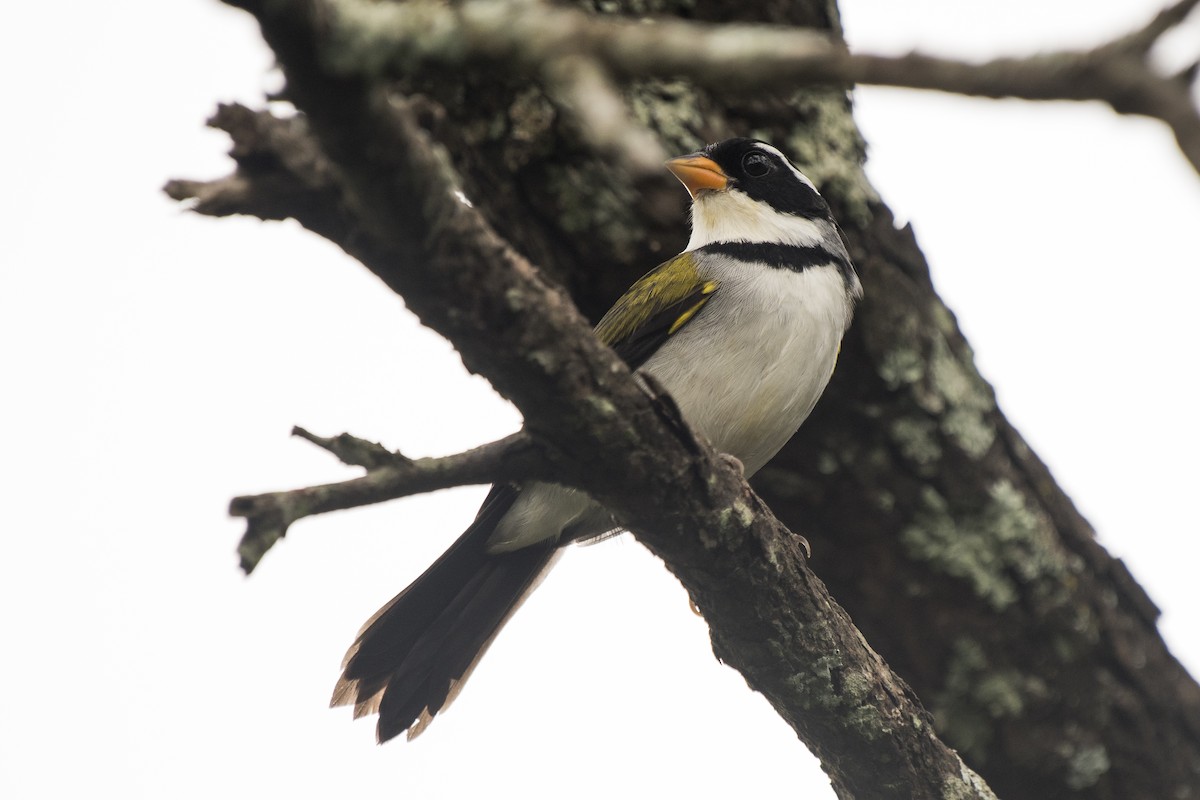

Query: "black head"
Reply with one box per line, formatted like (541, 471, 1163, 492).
(702, 138, 830, 220)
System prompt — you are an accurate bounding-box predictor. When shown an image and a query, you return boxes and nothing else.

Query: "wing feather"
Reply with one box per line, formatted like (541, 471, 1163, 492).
(593, 252, 719, 371)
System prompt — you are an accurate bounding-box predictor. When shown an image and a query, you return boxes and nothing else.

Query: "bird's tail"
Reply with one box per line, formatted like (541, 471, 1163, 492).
(330, 485, 559, 742)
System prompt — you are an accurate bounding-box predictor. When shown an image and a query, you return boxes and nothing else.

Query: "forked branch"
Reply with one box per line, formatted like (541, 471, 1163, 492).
(231, 430, 543, 573)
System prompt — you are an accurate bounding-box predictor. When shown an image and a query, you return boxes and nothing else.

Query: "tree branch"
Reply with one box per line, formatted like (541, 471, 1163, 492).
(317, 0, 1200, 176)
(291, 425, 408, 469)
(231, 431, 544, 574)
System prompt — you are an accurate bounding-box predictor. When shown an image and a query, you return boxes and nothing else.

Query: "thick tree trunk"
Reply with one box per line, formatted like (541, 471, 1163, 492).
(376, 2, 1200, 797)
(772, 207, 1200, 799)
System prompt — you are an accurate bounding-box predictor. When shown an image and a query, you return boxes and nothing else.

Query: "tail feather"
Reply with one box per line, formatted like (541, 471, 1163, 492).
(331, 485, 558, 742)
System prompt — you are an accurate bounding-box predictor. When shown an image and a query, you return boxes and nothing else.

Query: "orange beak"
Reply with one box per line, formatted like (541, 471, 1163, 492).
(665, 155, 729, 198)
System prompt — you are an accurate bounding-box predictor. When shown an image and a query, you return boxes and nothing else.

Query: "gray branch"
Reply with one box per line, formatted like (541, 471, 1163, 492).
(320, 0, 1200, 176)
(230, 431, 542, 574)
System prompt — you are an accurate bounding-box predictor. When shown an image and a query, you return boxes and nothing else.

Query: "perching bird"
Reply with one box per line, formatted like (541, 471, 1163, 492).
(330, 138, 863, 742)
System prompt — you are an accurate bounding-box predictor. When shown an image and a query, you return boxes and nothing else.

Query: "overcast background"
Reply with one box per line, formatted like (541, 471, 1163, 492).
(3, 1, 1198, 797)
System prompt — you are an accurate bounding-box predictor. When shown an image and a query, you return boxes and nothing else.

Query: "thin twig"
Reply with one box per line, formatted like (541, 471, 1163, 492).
(291, 425, 408, 469)
(1102, 0, 1200, 55)
(231, 432, 542, 573)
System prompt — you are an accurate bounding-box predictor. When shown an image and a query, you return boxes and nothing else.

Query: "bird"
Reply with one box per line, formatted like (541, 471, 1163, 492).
(330, 137, 863, 742)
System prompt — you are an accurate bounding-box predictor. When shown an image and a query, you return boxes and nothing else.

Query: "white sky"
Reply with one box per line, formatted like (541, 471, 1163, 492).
(2, 1, 1197, 798)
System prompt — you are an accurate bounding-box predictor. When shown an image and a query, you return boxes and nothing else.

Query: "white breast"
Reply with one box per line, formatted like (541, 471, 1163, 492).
(640, 257, 851, 476)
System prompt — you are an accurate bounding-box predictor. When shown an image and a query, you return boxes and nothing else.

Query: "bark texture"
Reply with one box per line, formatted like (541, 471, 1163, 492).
(182, 0, 1200, 797)
(768, 208, 1200, 799)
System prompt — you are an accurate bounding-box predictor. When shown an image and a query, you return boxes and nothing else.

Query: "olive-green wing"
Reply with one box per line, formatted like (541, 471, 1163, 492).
(593, 252, 720, 371)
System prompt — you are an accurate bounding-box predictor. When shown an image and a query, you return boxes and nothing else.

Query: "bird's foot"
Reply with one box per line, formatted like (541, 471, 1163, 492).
(718, 452, 745, 478)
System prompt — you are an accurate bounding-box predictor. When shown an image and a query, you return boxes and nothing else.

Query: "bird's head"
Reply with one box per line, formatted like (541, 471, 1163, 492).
(666, 138, 836, 251)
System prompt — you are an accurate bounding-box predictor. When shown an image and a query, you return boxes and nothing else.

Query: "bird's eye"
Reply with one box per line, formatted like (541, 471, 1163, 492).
(741, 152, 773, 178)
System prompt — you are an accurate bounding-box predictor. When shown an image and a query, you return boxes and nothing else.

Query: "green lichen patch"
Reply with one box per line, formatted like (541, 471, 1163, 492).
(889, 416, 942, 467)
(929, 301, 961, 340)
(878, 345, 926, 390)
(707, 503, 753, 550)
(544, 159, 643, 263)
(504, 87, 557, 170)
(942, 762, 1001, 800)
(942, 407, 994, 460)
(900, 480, 1063, 612)
(928, 336, 996, 458)
(783, 655, 900, 745)
(880, 310, 999, 460)
(934, 638, 1032, 760)
(771, 90, 877, 227)
(527, 347, 561, 374)
(1060, 739, 1111, 790)
(628, 79, 707, 157)
(584, 394, 619, 418)
(730, 499, 756, 527)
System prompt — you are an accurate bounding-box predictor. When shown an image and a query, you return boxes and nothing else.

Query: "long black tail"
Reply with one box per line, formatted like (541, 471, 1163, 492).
(330, 485, 558, 742)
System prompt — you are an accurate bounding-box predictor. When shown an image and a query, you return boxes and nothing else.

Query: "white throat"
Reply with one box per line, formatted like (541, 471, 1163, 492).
(686, 190, 835, 250)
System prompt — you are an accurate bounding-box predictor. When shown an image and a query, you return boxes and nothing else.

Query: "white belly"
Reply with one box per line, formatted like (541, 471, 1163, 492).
(642, 261, 848, 475)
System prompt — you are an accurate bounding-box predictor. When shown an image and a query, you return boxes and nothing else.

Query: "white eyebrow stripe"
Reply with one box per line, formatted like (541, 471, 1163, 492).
(752, 141, 817, 192)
